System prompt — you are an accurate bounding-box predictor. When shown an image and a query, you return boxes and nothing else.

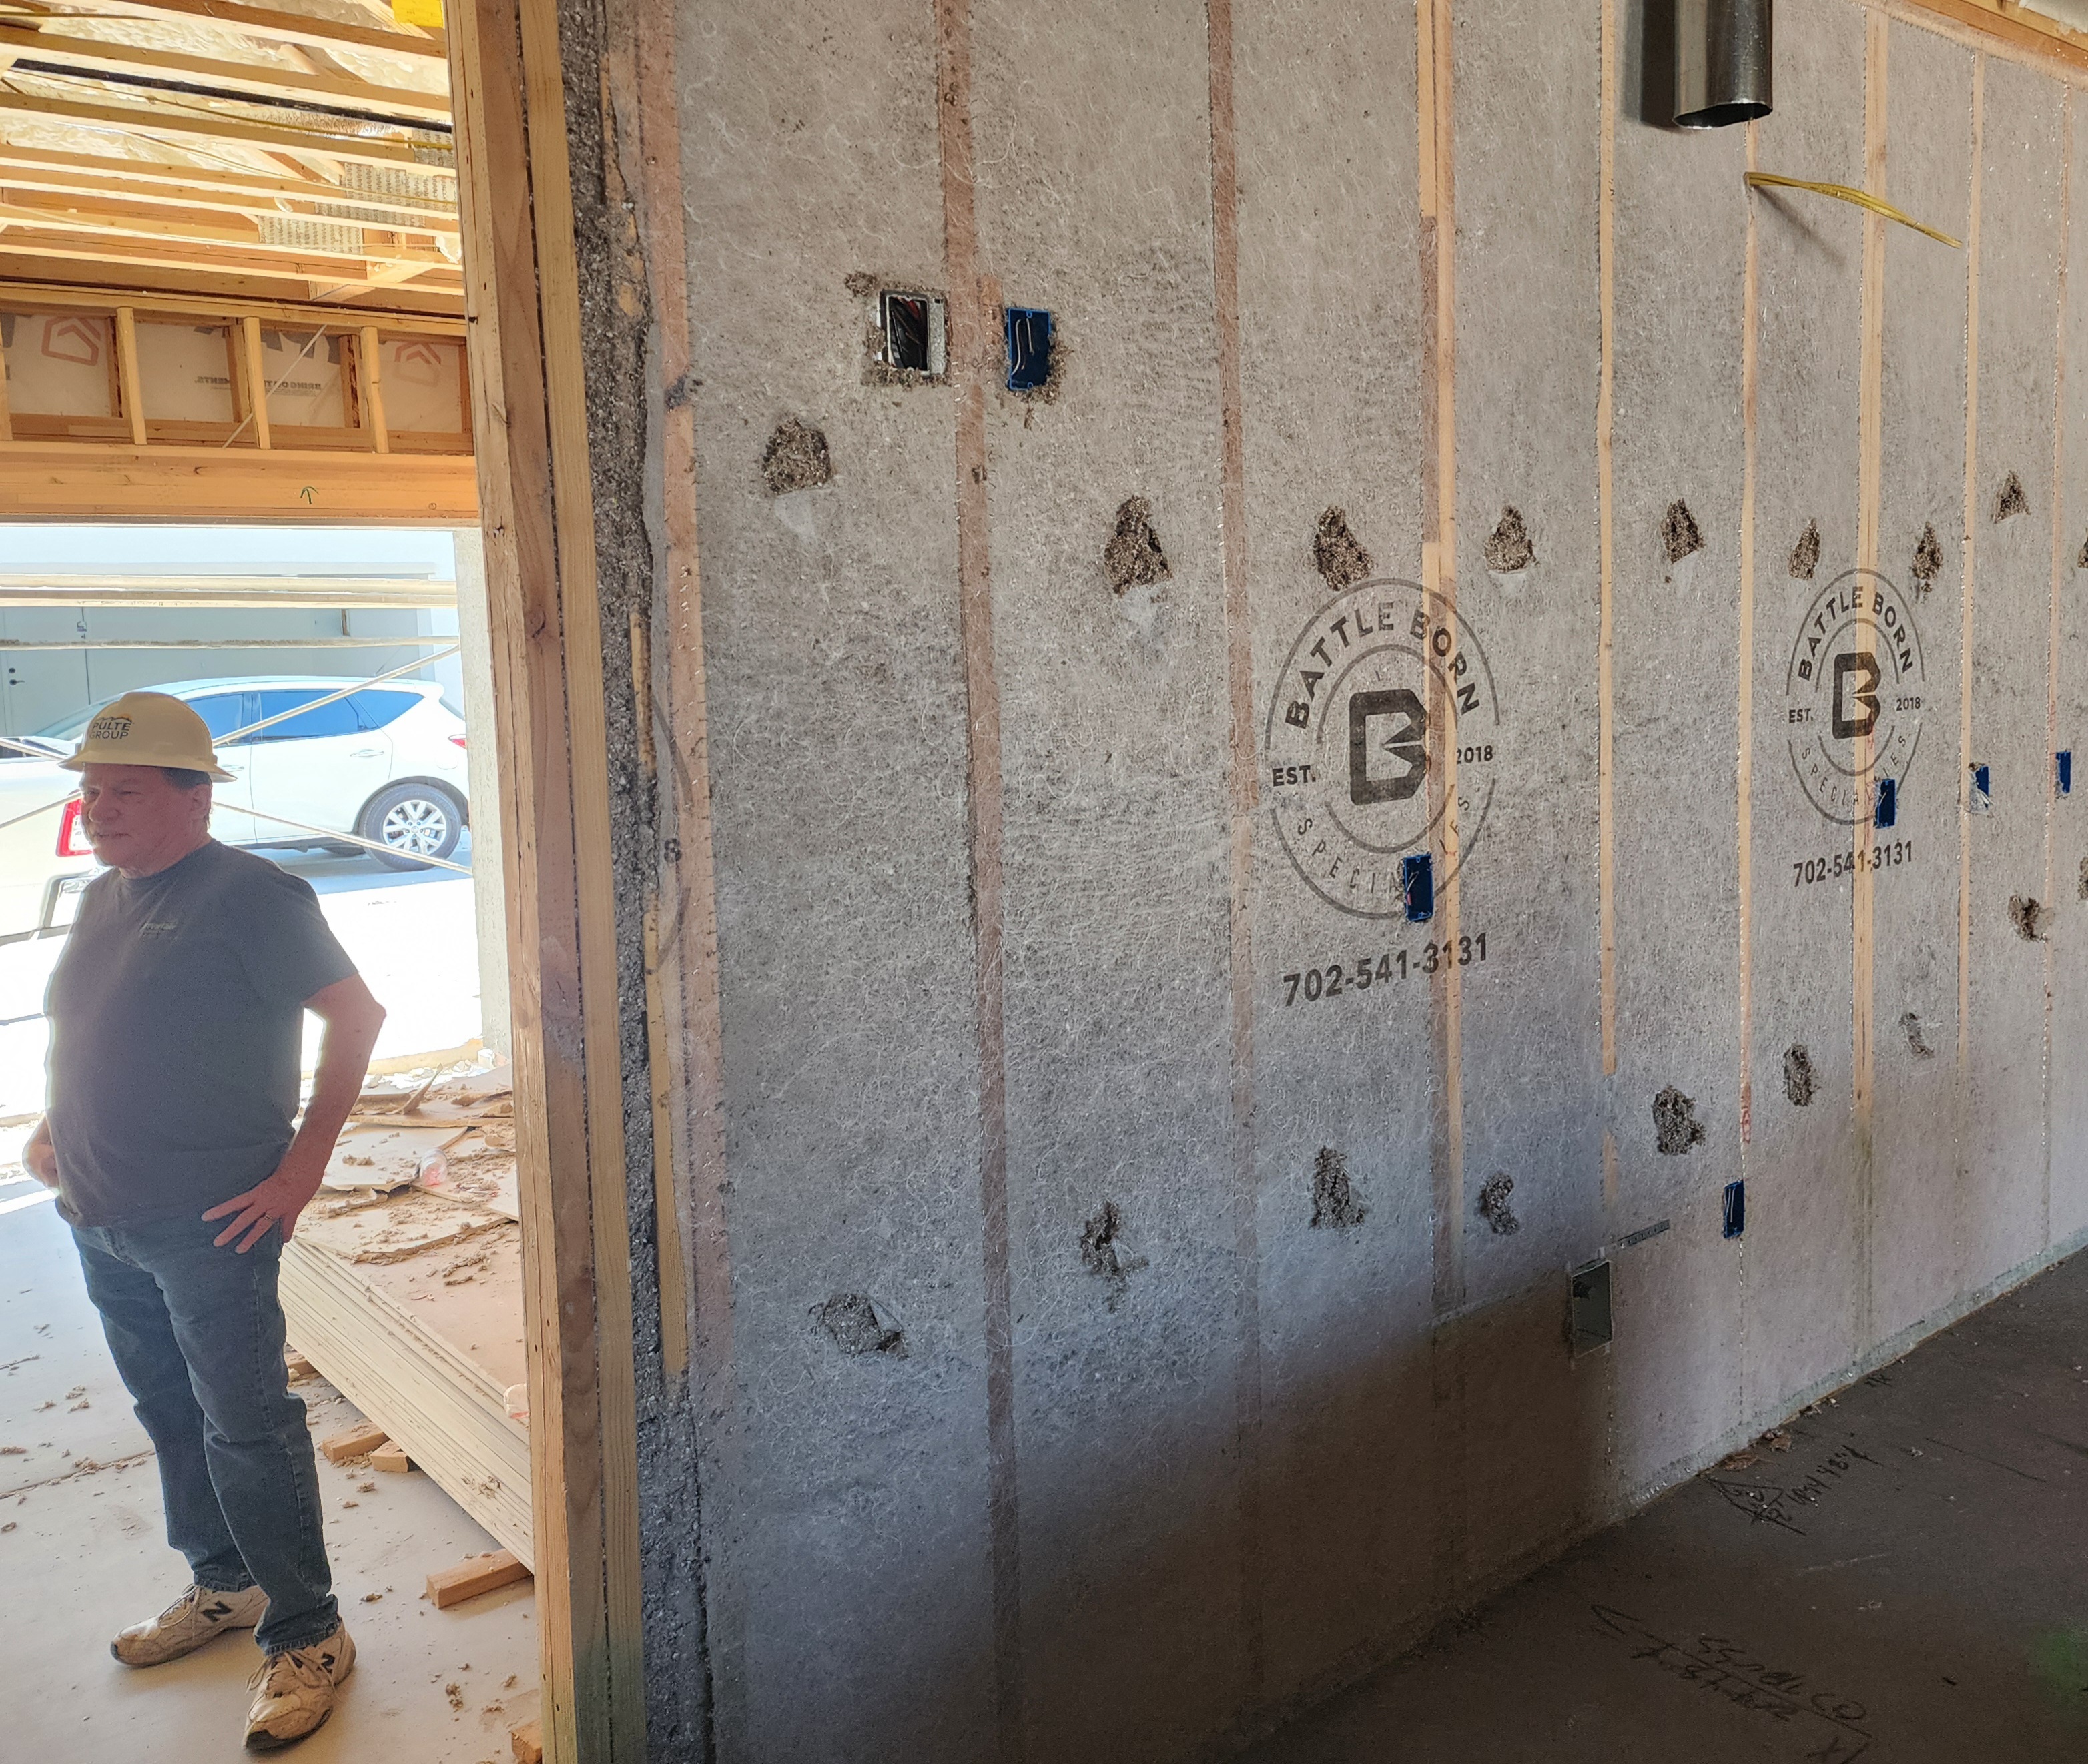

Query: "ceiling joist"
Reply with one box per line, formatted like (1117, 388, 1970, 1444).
(0, 193, 450, 269)
(0, 276, 465, 330)
(9, 0, 449, 63)
(0, 224, 461, 292)
(0, 1, 460, 315)
(0, 157, 458, 236)
(0, 254, 463, 312)
(0, 23, 451, 125)
(0, 146, 458, 223)
(0, 89, 454, 176)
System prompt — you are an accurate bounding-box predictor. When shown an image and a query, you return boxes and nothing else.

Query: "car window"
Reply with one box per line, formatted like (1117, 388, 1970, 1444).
(253, 689, 359, 741)
(188, 693, 250, 743)
(29, 707, 92, 742)
(352, 689, 420, 731)
(27, 693, 247, 749)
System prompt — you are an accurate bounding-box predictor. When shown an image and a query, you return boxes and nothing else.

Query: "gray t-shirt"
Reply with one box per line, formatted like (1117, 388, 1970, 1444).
(45, 839, 358, 1228)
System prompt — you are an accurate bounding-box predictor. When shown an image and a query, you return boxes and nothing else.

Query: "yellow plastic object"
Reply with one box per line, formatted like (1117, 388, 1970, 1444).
(1745, 173, 1962, 249)
(59, 692, 236, 781)
(392, 0, 444, 26)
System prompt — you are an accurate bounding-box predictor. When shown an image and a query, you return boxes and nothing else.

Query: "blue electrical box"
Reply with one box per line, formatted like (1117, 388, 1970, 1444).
(1004, 307, 1052, 392)
(1402, 853, 1435, 924)
(1722, 1180, 1746, 1240)
(1875, 777, 1897, 829)
(2059, 751, 2073, 798)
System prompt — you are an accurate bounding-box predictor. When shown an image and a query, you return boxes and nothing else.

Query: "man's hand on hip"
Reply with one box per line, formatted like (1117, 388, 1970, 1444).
(202, 1152, 326, 1253)
(202, 975, 385, 1254)
(23, 1116, 57, 1188)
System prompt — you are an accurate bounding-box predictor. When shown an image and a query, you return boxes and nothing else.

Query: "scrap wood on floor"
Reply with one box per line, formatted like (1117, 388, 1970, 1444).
(282, 1057, 534, 1567)
(328, 1058, 519, 1221)
(426, 1548, 531, 1609)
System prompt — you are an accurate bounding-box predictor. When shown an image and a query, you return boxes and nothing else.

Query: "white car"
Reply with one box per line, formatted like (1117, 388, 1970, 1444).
(0, 675, 470, 939)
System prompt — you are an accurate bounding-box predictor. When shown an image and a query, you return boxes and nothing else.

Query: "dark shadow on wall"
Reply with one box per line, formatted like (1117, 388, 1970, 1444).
(795, 1271, 1617, 1764)
(1631, 0, 1680, 131)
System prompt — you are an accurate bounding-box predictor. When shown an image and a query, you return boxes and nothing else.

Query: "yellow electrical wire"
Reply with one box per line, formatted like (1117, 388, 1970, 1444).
(1744, 173, 1962, 249)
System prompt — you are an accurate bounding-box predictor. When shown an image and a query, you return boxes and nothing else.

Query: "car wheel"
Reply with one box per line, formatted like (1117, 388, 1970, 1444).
(357, 783, 463, 871)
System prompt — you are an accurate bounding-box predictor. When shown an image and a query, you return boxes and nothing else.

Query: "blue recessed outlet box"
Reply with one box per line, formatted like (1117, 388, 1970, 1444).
(1971, 763, 1992, 812)
(1875, 777, 1897, 829)
(2059, 751, 2074, 798)
(1004, 307, 1052, 392)
(1402, 853, 1435, 923)
(1722, 1180, 1746, 1240)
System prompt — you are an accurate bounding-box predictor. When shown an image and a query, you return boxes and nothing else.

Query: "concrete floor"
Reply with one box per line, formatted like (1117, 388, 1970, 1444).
(0, 1176, 537, 1763)
(1247, 1248, 2088, 1764)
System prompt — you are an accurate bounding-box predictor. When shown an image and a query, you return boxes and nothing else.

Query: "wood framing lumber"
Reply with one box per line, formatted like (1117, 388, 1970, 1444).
(285, 1348, 316, 1379)
(319, 1420, 388, 1463)
(0, 23, 452, 123)
(1894, 0, 2088, 75)
(112, 306, 146, 446)
(19, 0, 450, 63)
(0, 163, 460, 234)
(0, 227, 457, 293)
(0, 576, 458, 607)
(0, 444, 478, 523)
(0, 91, 455, 176)
(370, 1440, 412, 1473)
(278, 1226, 532, 1563)
(0, 253, 465, 315)
(0, 147, 460, 226)
(510, 1720, 543, 1764)
(0, 277, 474, 334)
(238, 312, 273, 448)
(0, 195, 450, 270)
(426, 1549, 530, 1609)
(450, 0, 643, 1741)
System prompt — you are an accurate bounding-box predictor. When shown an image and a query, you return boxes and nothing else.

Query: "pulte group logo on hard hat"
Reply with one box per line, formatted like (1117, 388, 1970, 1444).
(61, 692, 235, 780)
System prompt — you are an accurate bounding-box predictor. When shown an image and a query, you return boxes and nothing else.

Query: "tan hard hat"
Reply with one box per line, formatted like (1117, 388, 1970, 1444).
(59, 691, 236, 782)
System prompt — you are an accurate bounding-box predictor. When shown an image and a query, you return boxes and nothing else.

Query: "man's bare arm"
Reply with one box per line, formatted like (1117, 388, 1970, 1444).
(204, 973, 386, 1253)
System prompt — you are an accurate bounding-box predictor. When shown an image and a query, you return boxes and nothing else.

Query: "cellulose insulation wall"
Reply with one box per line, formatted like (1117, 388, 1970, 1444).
(565, 0, 2088, 1757)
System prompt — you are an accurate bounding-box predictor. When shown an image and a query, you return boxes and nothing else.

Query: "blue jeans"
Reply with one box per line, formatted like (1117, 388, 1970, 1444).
(71, 1214, 337, 1655)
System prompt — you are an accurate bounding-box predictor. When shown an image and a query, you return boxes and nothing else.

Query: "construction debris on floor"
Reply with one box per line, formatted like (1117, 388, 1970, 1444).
(282, 1057, 531, 1565)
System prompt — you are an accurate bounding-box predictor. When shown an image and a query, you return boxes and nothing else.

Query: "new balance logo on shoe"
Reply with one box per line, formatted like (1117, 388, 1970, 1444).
(111, 1583, 268, 1668)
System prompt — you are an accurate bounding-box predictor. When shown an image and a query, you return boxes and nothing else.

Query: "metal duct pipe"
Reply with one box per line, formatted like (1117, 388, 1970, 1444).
(1674, 0, 1772, 129)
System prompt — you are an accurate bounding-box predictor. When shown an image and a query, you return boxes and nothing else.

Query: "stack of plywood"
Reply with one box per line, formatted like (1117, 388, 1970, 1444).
(280, 1065, 531, 1567)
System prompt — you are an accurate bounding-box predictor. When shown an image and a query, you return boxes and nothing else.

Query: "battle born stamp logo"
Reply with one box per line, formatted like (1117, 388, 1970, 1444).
(1784, 569, 1925, 825)
(1266, 578, 1501, 917)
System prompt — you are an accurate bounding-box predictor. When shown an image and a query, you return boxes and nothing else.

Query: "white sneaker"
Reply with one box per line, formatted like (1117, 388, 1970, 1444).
(111, 1583, 269, 1667)
(243, 1623, 355, 1752)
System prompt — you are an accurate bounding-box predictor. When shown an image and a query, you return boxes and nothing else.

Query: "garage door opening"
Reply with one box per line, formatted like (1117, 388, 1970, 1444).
(0, 518, 545, 1759)
(0, 0, 645, 1756)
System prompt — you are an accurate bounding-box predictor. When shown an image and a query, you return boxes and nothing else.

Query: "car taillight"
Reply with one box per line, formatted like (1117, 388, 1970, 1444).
(57, 797, 91, 857)
(448, 735, 466, 749)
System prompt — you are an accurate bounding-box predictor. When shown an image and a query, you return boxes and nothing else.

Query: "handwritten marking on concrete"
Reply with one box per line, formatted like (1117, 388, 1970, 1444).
(1702, 1444, 1882, 1535)
(1591, 1605, 1872, 1759)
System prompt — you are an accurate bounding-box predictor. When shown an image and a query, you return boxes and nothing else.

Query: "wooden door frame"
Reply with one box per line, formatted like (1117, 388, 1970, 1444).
(449, 0, 649, 1756)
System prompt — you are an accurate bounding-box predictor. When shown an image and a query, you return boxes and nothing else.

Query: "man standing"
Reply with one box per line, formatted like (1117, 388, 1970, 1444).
(23, 691, 387, 1751)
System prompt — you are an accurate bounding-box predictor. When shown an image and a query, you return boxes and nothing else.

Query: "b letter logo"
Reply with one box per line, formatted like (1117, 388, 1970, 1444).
(1349, 688, 1428, 805)
(1786, 570, 1925, 825)
(1831, 651, 1881, 741)
(1267, 579, 1502, 917)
